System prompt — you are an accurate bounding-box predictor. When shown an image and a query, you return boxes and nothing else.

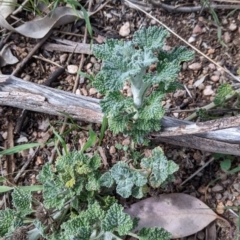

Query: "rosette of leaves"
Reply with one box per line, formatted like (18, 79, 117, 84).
(93, 26, 194, 143)
(38, 150, 102, 210)
(100, 147, 179, 198)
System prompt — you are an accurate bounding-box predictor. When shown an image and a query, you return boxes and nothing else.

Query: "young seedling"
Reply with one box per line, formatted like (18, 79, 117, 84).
(93, 26, 194, 143)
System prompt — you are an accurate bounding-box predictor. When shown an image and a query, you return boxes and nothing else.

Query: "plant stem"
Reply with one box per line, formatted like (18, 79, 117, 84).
(185, 88, 240, 121)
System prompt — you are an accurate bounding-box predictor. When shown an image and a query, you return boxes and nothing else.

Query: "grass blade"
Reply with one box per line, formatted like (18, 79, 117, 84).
(0, 143, 43, 156)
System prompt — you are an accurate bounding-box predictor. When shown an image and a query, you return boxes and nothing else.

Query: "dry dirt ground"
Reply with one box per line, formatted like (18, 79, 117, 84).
(0, 0, 240, 239)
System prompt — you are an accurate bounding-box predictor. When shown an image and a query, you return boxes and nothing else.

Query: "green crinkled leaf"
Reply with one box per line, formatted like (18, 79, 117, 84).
(43, 179, 74, 209)
(110, 162, 133, 182)
(38, 162, 55, 183)
(133, 171, 148, 187)
(61, 216, 92, 240)
(214, 83, 234, 105)
(139, 91, 165, 120)
(92, 72, 108, 94)
(100, 91, 133, 116)
(116, 179, 135, 198)
(138, 227, 171, 240)
(132, 186, 144, 199)
(85, 173, 101, 191)
(132, 26, 170, 51)
(99, 172, 114, 188)
(102, 203, 133, 236)
(12, 188, 32, 216)
(93, 38, 124, 60)
(141, 147, 179, 188)
(0, 209, 15, 236)
(158, 46, 194, 63)
(80, 202, 105, 224)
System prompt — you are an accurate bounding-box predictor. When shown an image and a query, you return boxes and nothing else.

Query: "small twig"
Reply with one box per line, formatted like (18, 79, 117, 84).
(185, 88, 240, 120)
(14, 147, 39, 183)
(180, 157, 215, 186)
(12, 0, 30, 15)
(124, 0, 240, 83)
(32, 55, 63, 68)
(150, 0, 240, 13)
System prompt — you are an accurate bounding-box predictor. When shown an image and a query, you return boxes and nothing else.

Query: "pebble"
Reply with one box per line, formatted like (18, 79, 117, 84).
(212, 184, 223, 192)
(80, 88, 88, 96)
(215, 193, 222, 200)
(90, 57, 97, 63)
(210, 75, 219, 82)
(198, 83, 205, 90)
(188, 62, 202, 70)
(60, 54, 68, 63)
(188, 36, 196, 43)
(173, 90, 186, 98)
(223, 32, 231, 43)
(23, 75, 31, 81)
(229, 22, 237, 31)
(233, 183, 240, 192)
(203, 85, 214, 96)
(122, 138, 130, 146)
(89, 88, 97, 95)
(193, 24, 203, 34)
(75, 89, 81, 95)
(119, 22, 130, 37)
(109, 146, 116, 154)
(67, 65, 78, 74)
(216, 202, 225, 214)
(86, 63, 92, 70)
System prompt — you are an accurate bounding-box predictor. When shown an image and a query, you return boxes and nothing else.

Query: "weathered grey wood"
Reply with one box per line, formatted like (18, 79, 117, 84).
(0, 75, 103, 123)
(161, 116, 240, 144)
(1, 74, 240, 155)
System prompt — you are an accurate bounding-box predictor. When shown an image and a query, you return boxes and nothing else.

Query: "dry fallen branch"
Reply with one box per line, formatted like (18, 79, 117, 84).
(1, 75, 240, 155)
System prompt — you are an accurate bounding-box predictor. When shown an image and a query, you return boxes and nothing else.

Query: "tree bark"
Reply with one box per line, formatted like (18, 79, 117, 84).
(1, 74, 240, 156)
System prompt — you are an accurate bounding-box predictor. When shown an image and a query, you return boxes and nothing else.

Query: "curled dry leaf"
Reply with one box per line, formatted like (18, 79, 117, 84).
(0, 7, 92, 39)
(125, 193, 227, 239)
(0, 45, 18, 67)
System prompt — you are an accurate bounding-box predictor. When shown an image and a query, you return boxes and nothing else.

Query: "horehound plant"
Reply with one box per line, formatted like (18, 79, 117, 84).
(0, 27, 193, 240)
(92, 26, 194, 143)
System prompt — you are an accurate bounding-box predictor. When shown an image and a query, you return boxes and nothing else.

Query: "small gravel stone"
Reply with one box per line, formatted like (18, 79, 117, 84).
(193, 24, 203, 34)
(188, 62, 202, 70)
(23, 75, 31, 81)
(86, 63, 92, 70)
(212, 184, 223, 192)
(188, 36, 196, 43)
(75, 89, 81, 95)
(216, 202, 224, 214)
(122, 138, 130, 145)
(119, 22, 130, 37)
(60, 53, 68, 63)
(233, 183, 240, 192)
(229, 22, 237, 31)
(216, 193, 222, 200)
(90, 57, 97, 63)
(109, 146, 116, 154)
(89, 88, 97, 95)
(203, 85, 214, 96)
(67, 65, 78, 74)
(198, 83, 205, 90)
(210, 75, 219, 82)
(80, 88, 88, 96)
(223, 32, 231, 43)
